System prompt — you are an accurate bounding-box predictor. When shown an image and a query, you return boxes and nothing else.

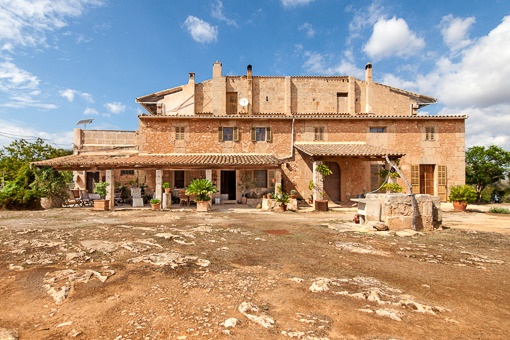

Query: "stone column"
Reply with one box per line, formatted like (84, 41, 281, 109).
(155, 170, 162, 201)
(106, 169, 114, 210)
(275, 168, 282, 192)
(312, 161, 325, 201)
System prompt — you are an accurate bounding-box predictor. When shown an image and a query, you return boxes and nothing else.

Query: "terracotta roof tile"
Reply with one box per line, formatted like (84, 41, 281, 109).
(294, 142, 405, 158)
(33, 153, 282, 170)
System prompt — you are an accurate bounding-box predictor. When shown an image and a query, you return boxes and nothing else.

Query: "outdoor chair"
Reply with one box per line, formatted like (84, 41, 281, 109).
(179, 189, 189, 206)
(79, 190, 92, 206)
(65, 190, 81, 207)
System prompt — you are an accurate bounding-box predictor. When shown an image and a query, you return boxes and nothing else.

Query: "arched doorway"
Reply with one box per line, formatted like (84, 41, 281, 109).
(324, 161, 341, 202)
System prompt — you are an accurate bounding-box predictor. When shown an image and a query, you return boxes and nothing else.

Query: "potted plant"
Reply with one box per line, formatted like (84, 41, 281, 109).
(449, 184, 477, 211)
(162, 182, 171, 193)
(289, 189, 298, 199)
(381, 182, 403, 193)
(93, 181, 110, 211)
(307, 180, 315, 204)
(186, 178, 217, 212)
(275, 191, 290, 212)
(32, 167, 69, 209)
(150, 198, 161, 210)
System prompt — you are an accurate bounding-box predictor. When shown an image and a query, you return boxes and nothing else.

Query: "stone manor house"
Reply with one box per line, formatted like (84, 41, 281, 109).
(36, 61, 466, 208)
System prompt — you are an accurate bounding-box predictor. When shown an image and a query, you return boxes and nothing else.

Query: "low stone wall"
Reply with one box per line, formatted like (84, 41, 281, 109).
(261, 198, 298, 211)
(358, 194, 442, 231)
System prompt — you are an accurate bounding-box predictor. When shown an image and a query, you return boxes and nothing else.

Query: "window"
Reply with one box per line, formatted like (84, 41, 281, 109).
(369, 127, 386, 133)
(227, 92, 238, 114)
(174, 171, 184, 188)
(251, 127, 272, 142)
(253, 170, 267, 187)
(425, 127, 435, 141)
(218, 127, 239, 142)
(314, 127, 324, 141)
(175, 126, 185, 140)
(120, 170, 134, 175)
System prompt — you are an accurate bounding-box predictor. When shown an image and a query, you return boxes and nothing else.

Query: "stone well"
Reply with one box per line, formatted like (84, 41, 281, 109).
(353, 193, 442, 231)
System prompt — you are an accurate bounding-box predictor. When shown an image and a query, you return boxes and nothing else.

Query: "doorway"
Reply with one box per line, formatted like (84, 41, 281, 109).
(324, 161, 341, 202)
(86, 172, 100, 192)
(420, 165, 434, 195)
(221, 170, 236, 200)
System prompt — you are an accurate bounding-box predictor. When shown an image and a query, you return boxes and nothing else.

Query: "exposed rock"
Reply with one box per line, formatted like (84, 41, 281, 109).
(309, 279, 330, 292)
(0, 328, 18, 340)
(223, 317, 239, 328)
(238, 302, 274, 328)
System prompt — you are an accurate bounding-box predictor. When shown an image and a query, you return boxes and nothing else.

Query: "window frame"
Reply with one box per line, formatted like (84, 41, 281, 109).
(369, 127, 387, 133)
(251, 127, 272, 142)
(314, 127, 325, 141)
(218, 126, 239, 142)
(175, 126, 185, 140)
(425, 126, 436, 141)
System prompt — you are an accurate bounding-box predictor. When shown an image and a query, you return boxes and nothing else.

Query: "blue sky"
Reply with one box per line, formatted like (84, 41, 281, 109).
(0, 0, 509, 150)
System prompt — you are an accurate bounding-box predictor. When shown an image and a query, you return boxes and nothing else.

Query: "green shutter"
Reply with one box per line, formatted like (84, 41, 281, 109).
(251, 127, 256, 141)
(266, 127, 272, 142)
(233, 127, 239, 141)
(218, 127, 223, 142)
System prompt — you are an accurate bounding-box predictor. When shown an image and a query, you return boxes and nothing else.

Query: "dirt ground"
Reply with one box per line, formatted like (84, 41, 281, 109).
(0, 202, 509, 340)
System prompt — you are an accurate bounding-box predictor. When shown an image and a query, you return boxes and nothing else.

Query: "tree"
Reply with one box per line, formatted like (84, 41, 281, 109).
(466, 145, 510, 202)
(0, 138, 72, 183)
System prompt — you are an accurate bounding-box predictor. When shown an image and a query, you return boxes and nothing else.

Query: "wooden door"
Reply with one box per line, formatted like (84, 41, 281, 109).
(221, 171, 236, 200)
(324, 161, 341, 202)
(420, 165, 434, 195)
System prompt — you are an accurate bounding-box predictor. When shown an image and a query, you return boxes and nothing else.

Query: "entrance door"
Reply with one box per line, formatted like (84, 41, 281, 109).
(86, 172, 100, 192)
(324, 161, 341, 202)
(221, 170, 236, 200)
(420, 165, 434, 195)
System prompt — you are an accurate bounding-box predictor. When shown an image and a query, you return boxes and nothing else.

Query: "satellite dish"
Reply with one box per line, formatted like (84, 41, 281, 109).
(239, 98, 249, 107)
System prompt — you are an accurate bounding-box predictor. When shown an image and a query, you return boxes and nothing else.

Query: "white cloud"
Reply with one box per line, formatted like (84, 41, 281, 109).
(0, 60, 39, 91)
(435, 16, 510, 108)
(364, 17, 425, 60)
(104, 102, 125, 114)
(302, 51, 363, 78)
(84, 107, 98, 115)
(0, 0, 104, 48)
(59, 88, 76, 102)
(346, 0, 385, 43)
(184, 16, 218, 43)
(439, 14, 476, 52)
(59, 88, 94, 103)
(211, 1, 237, 27)
(281, 0, 315, 7)
(298, 23, 315, 38)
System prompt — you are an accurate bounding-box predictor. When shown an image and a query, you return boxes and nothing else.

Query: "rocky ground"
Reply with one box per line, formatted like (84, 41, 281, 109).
(0, 203, 509, 339)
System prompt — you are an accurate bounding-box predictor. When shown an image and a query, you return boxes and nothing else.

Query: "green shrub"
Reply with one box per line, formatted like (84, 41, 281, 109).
(489, 207, 510, 214)
(186, 179, 217, 201)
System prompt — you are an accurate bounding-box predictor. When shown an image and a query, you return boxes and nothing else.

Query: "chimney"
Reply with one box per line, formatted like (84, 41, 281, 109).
(188, 72, 195, 84)
(247, 64, 252, 78)
(365, 62, 373, 83)
(213, 60, 222, 78)
(365, 62, 372, 113)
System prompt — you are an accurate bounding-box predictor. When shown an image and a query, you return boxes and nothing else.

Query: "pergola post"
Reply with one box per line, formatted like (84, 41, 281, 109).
(106, 169, 114, 210)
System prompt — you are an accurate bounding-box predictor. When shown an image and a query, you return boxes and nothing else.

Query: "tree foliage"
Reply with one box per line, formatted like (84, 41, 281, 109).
(466, 145, 510, 202)
(0, 139, 72, 210)
(0, 138, 72, 182)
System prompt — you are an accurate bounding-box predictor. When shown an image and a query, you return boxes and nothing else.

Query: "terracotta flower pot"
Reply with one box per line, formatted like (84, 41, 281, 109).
(452, 200, 467, 211)
(93, 199, 110, 211)
(314, 200, 329, 211)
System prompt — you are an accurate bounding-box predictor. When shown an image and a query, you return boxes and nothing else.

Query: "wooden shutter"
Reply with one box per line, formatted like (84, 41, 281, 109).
(266, 127, 272, 142)
(218, 127, 223, 142)
(251, 127, 256, 141)
(438, 165, 447, 201)
(233, 127, 239, 141)
(411, 165, 420, 194)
